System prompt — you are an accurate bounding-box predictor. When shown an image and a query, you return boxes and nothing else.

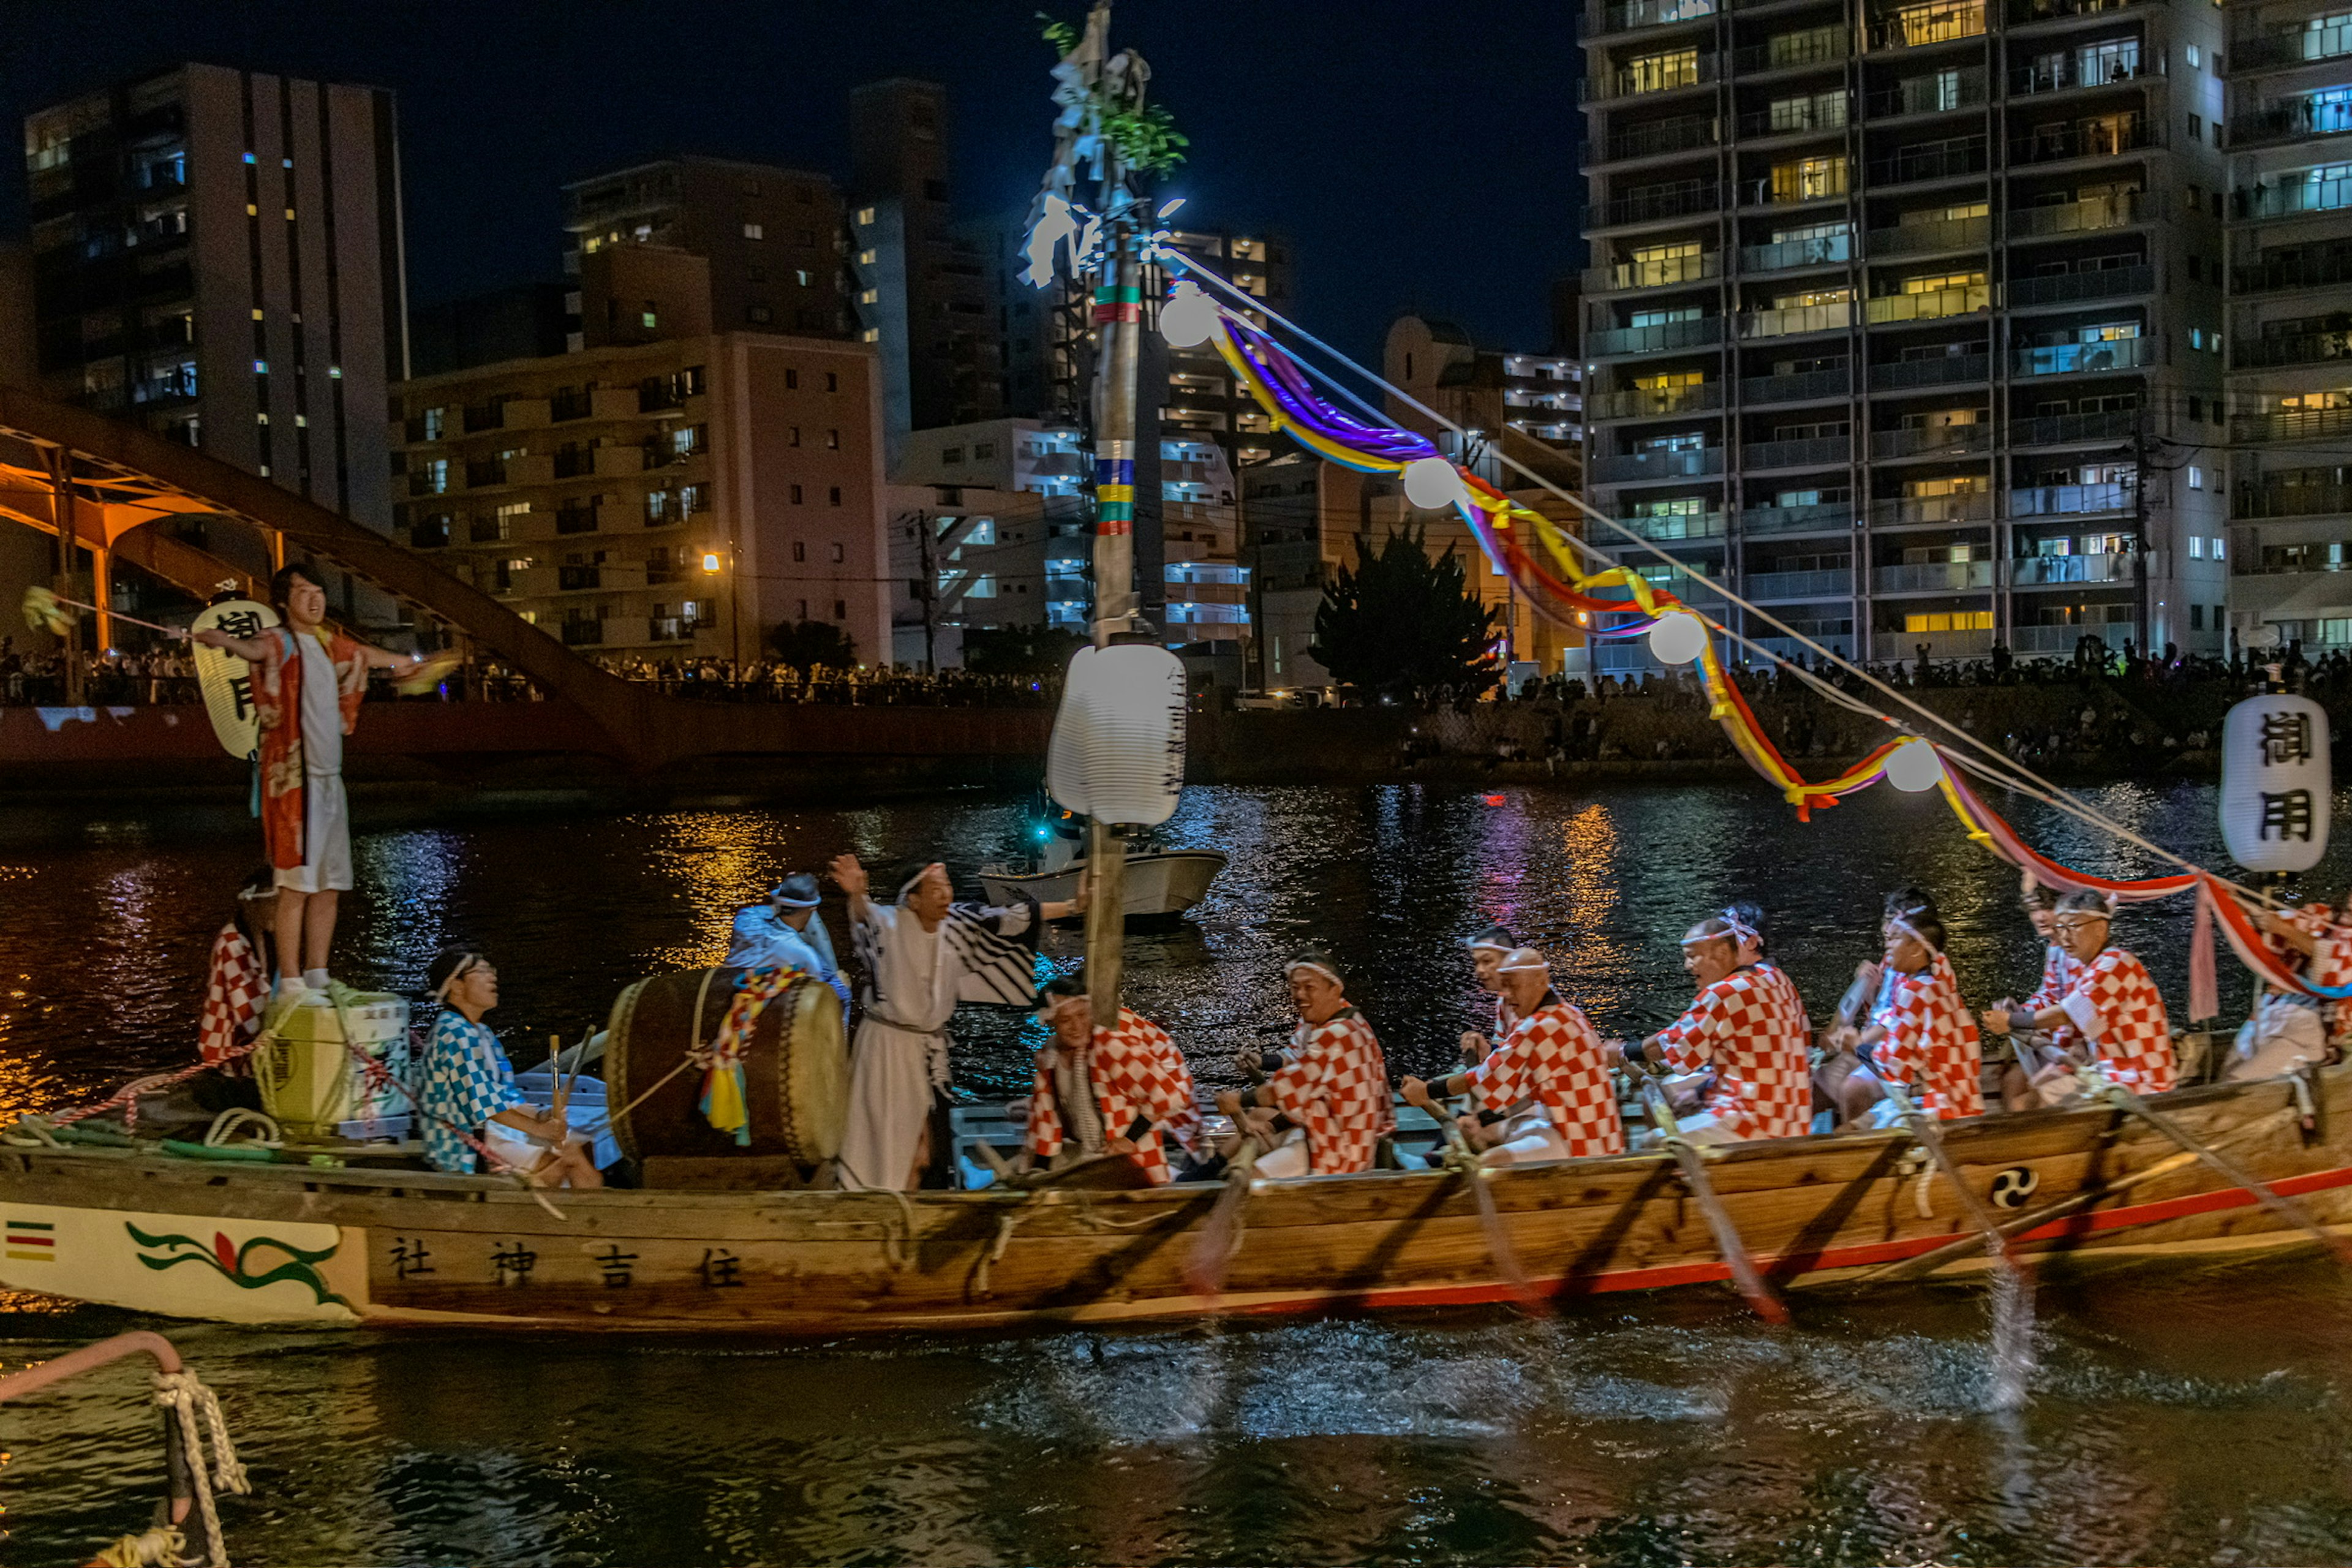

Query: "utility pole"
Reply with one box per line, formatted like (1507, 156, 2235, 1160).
(42, 445, 85, 706)
(911, 509, 938, 673)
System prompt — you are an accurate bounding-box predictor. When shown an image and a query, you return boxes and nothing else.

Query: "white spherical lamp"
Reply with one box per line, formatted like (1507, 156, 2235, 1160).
(1886, 737, 1945, 793)
(1158, 283, 1218, 349)
(1401, 455, 1469, 511)
(1646, 610, 1708, 666)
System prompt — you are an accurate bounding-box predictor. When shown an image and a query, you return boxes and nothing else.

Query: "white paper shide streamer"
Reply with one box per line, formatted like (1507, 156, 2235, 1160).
(1046, 645, 1187, 826)
(2220, 693, 2331, 874)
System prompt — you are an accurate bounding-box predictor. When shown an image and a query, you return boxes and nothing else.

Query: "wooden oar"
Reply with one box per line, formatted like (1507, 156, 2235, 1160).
(2091, 1074, 2352, 1263)
(1420, 1095, 1548, 1316)
(1879, 1082, 2018, 1269)
(1183, 1133, 1262, 1298)
(1639, 1079, 1790, 1324)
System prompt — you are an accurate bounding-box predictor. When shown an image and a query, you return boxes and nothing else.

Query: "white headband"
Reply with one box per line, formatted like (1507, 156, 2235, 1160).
(1497, 948, 1549, 974)
(1466, 935, 1512, 953)
(897, 864, 946, 904)
(1678, 923, 1736, 949)
(433, 953, 481, 1001)
(1284, 959, 1343, 986)
(1719, 908, 1759, 947)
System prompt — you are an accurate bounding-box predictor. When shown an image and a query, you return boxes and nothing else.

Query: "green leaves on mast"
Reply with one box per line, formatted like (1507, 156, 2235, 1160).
(1036, 11, 1189, 176)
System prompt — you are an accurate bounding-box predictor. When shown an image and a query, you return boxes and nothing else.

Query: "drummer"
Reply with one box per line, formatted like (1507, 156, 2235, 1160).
(415, 946, 601, 1188)
(727, 871, 851, 1005)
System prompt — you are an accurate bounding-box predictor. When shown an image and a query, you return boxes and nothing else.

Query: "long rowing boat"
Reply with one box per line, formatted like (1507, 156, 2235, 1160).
(1, 1064, 2343, 1332)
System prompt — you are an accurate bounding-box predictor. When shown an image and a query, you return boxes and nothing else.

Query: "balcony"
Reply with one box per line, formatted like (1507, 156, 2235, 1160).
(1866, 283, 1991, 323)
(2010, 54, 2144, 95)
(1599, 0, 1719, 32)
(2008, 190, 2149, 238)
(1866, 66, 1989, 116)
(1601, 115, 1722, 164)
(461, 401, 508, 434)
(2010, 624, 2123, 654)
(554, 505, 599, 535)
(1738, 301, 1855, 338)
(1598, 181, 1723, 227)
(1744, 500, 1855, 533)
(1868, 352, 1990, 388)
(1874, 559, 1994, 591)
(1740, 232, 1853, 271)
(1750, 632, 1856, 661)
(2226, 19, 2352, 72)
(2010, 481, 2133, 516)
(1740, 366, 1853, 403)
(1593, 447, 1726, 481)
(2230, 98, 2352, 150)
(1600, 252, 1723, 291)
(1871, 492, 1995, 525)
(464, 457, 508, 489)
(1870, 423, 1990, 457)
(2234, 405, 2352, 445)
(1618, 510, 1728, 540)
(550, 388, 594, 421)
(2011, 408, 2138, 445)
(2009, 116, 2151, 165)
(1866, 215, 1989, 256)
(1867, 135, 1989, 186)
(2237, 481, 2352, 521)
(1736, 102, 1850, 139)
(1589, 383, 1724, 418)
(2007, 0, 2141, 23)
(2009, 336, 2154, 376)
(1589, 317, 1725, 355)
(2005, 263, 2152, 309)
(1738, 170, 1853, 208)
(552, 447, 596, 478)
(1591, 54, 1722, 100)
(2012, 551, 2133, 585)
(1879, 626, 1994, 659)
(560, 619, 605, 648)
(2236, 330, 2352, 371)
(1868, 2, 1988, 50)
(2236, 245, 2352, 296)
(1743, 434, 1852, 468)
(1732, 31, 1849, 72)
(1748, 567, 1855, 598)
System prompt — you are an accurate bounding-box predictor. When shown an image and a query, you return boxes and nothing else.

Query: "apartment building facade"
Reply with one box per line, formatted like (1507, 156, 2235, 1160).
(393, 329, 889, 666)
(2225, 0, 2352, 649)
(1581, 0, 2233, 669)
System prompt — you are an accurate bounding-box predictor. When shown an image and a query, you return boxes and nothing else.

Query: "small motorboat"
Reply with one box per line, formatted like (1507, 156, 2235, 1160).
(981, 802, 1225, 922)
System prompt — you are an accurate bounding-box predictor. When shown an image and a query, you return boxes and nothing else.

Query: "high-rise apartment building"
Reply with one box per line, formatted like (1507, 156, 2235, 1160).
(1580, 0, 2231, 671)
(562, 156, 847, 344)
(848, 79, 1004, 446)
(2223, 0, 2352, 651)
(24, 64, 408, 539)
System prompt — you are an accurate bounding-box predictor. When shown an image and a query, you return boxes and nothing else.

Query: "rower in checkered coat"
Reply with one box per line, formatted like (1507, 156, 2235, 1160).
(1619, 911, 1812, 1145)
(1845, 900, 1985, 1125)
(1403, 946, 1626, 1166)
(1216, 949, 1394, 1178)
(1018, 972, 1202, 1185)
(1983, 889, 2176, 1096)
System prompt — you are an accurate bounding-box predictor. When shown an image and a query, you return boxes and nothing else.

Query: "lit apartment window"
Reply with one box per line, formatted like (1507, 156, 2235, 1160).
(856, 207, 876, 225)
(856, 249, 877, 265)
(859, 288, 880, 304)
(743, 222, 764, 240)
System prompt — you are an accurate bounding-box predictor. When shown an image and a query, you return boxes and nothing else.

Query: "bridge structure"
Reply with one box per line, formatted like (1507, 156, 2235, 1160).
(0, 385, 1049, 779)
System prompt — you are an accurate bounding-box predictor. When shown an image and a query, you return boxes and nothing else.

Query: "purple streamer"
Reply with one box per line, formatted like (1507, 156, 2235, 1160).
(1225, 318, 1441, 464)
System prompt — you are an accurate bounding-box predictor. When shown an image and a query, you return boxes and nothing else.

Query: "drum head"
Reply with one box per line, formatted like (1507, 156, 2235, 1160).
(783, 980, 848, 1164)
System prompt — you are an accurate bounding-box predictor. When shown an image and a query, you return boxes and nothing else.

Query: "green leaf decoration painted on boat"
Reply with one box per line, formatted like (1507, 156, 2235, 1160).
(125, 1221, 350, 1309)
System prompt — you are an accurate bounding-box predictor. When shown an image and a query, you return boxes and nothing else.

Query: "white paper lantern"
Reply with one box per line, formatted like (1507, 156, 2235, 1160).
(190, 598, 281, 760)
(2220, 692, 2331, 873)
(1046, 644, 1188, 827)
(1647, 610, 1708, 666)
(1158, 283, 1218, 349)
(1886, 737, 1944, 793)
(1401, 455, 1469, 511)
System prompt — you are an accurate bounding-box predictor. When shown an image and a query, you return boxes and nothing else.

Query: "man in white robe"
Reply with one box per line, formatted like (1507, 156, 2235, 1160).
(829, 855, 1085, 1189)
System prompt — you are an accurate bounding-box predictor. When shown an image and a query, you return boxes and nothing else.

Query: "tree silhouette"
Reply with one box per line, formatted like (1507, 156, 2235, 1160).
(1310, 526, 1501, 701)
(766, 619, 858, 668)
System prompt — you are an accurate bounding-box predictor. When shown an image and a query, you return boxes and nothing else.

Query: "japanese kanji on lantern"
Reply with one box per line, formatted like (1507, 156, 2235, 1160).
(190, 597, 281, 761)
(2220, 692, 2331, 874)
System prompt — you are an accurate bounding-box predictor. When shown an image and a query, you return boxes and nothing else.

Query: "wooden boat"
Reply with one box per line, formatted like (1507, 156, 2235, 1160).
(3, 1063, 2345, 1333)
(979, 848, 1227, 922)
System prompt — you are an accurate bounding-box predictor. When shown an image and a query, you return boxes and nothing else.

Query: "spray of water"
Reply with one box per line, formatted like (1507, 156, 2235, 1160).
(1988, 1262, 2037, 1412)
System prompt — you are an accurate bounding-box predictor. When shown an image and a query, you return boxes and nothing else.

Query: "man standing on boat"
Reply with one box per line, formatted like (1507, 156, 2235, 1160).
(1020, 973, 1201, 1184)
(1403, 947, 1624, 1165)
(192, 562, 428, 1006)
(1619, 914, 1811, 1144)
(1215, 949, 1393, 1178)
(726, 873, 850, 1005)
(829, 854, 1086, 1189)
(1983, 890, 2175, 1096)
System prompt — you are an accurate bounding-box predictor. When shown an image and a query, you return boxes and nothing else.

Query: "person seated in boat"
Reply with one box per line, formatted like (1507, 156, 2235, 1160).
(1215, 949, 1394, 1179)
(1842, 900, 1984, 1125)
(1401, 947, 1624, 1166)
(1464, 924, 1519, 1063)
(416, 946, 602, 1188)
(2235, 894, 2349, 1080)
(726, 871, 851, 1006)
(1617, 915, 1811, 1145)
(1981, 890, 2176, 1099)
(1017, 973, 1201, 1185)
(1991, 875, 2087, 1110)
(1818, 888, 1941, 1125)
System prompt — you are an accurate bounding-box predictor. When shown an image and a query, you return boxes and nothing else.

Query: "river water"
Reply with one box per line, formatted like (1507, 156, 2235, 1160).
(3, 780, 2351, 1565)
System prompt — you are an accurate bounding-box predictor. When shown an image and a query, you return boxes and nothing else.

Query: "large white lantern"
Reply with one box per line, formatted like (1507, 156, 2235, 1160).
(1046, 644, 1188, 827)
(1647, 610, 1708, 666)
(2220, 692, 2331, 873)
(1158, 282, 1218, 349)
(1401, 455, 1469, 511)
(1885, 737, 1944, 793)
(190, 598, 281, 760)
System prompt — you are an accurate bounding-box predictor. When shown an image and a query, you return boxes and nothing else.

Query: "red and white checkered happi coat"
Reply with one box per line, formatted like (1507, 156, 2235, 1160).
(1465, 999, 1625, 1157)
(1027, 1009, 1201, 1185)
(1267, 1007, 1395, 1175)
(2310, 921, 2352, 1046)
(2066, 946, 2176, 1093)
(1871, 953, 1983, 1118)
(198, 924, 265, 1072)
(1655, 966, 1811, 1140)
(2023, 944, 2085, 1054)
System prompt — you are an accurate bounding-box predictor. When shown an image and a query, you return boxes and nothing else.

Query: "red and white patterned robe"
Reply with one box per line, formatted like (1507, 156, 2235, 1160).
(1654, 967, 1811, 1140)
(198, 923, 265, 1072)
(1026, 1009, 1200, 1185)
(2311, 919, 2352, 1048)
(1464, 997, 1624, 1157)
(2022, 944, 2084, 1055)
(2059, 946, 2176, 1094)
(1265, 1006, 1394, 1175)
(1871, 953, 1983, 1118)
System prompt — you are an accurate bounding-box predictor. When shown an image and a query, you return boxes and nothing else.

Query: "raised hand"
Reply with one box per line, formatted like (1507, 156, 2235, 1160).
(828, 853, 868, 898)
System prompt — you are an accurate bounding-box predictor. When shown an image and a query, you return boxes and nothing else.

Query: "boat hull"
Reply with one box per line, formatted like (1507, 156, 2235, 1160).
(2, 1068, 2345, 1333)
(981, 850, 1226, 921)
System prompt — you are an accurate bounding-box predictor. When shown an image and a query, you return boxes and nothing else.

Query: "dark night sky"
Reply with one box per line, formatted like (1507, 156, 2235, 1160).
(0, 0, 1585, 367)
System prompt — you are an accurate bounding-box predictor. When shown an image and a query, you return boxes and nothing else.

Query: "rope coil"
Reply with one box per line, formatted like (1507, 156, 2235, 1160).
(152, 1368, 247, 1568)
